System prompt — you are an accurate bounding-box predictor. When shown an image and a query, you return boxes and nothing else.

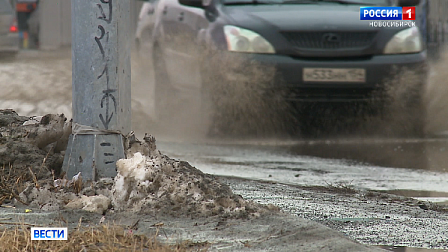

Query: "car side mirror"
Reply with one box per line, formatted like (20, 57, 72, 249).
(397, 0, 420, 6)
(179, 0, 204, 8)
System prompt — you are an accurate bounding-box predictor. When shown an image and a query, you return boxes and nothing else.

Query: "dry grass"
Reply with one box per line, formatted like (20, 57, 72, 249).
(0, 223, 210, 252)
(0, 164, 31, 206)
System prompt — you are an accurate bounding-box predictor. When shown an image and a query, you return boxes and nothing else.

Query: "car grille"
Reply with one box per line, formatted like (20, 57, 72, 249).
(281, 31, 378, 50)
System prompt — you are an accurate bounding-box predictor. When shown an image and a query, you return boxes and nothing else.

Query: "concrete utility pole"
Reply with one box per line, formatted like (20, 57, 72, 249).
(62, 0, 131, 181)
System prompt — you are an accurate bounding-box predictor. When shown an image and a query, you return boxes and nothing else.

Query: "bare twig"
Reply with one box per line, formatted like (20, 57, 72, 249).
(11, 193, 29, 206)
(77, 216, 83, 230)
(0, 205, 15, 208)
(129, 219, 139, 230)
(28, 167, 39, 189)
(37, 146, 54, 178)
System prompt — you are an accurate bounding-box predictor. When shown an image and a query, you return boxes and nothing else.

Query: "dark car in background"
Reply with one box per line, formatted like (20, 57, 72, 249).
(149, 0, 427, 135)
(0, 0, 19, 57)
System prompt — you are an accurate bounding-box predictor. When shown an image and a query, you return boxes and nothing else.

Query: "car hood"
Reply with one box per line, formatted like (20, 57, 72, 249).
(222, 4, 383, 31)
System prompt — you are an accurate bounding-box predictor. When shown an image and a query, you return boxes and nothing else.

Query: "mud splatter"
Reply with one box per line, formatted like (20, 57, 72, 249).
(425, 47, 448, 136)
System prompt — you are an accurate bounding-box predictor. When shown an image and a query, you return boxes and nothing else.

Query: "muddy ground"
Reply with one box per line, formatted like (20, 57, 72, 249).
(228, 177, 448, 250)
(0, 202, 384, 252)
(3, 173, 448, 251)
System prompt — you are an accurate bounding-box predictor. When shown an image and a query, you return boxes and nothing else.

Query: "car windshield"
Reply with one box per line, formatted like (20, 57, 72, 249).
(0, 0, 13, 14)
(223, 0, 391, 6)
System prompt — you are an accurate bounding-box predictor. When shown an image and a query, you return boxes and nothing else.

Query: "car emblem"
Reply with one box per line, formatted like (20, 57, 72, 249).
(322, 33, 340, 43)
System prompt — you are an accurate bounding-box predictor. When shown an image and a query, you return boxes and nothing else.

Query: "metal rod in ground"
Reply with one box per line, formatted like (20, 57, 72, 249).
(62, 0, 132, 181)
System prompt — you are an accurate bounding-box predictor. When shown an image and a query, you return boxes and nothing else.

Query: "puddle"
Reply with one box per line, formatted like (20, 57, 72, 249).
(378, 246, 448, 251)
(381, 189, 448, 204)
(384, 189, 448, 198)
(279, 138, 448, 201)
(158, 140, 448, 200)
(413, 197, 448, 204)
(285, 138, 448, 173)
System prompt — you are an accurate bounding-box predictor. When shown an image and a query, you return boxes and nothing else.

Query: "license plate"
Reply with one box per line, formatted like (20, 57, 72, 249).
(303, 68, 366, 83)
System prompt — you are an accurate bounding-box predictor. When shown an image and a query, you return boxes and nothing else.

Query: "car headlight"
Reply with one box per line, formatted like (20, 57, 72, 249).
(223, 25, 275, 54)
(384, 27, 422, 54)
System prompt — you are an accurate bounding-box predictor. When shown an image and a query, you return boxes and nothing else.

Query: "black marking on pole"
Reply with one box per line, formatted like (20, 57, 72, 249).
(95, 25, 105, 59)
(97, 0, 112, 24)
(104, 153, 114, 157)
(96, 4, 107, 21)
(102, 89, 117, 111)
(97, 63, 108, 81)
(100, 142, 112, 146)
(99, 88, 117, 129)
(95, 0, 116, 130)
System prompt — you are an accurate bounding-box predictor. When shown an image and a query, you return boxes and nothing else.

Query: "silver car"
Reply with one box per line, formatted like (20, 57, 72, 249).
(0, 0, 19, 57)
(135, 0, 158, 52)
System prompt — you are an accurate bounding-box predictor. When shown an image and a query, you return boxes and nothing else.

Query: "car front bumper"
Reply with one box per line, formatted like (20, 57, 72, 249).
(224, 51, 428, 102)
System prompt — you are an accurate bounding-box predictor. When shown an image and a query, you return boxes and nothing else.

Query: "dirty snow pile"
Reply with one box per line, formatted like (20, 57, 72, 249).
(17, 133, 277, 217)
(18, 178, 114, 213)
(1, 109, 277, 217)
(0, 109, 70, 178)
(111, 134, 276, 217)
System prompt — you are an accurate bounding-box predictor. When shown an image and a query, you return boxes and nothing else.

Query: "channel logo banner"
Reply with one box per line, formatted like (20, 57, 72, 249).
(31, 227, 68, 240)
(360, 7, 416, 21)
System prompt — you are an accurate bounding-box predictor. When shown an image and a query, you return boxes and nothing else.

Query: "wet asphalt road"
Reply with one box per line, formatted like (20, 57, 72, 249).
(155, 137, 448, 203)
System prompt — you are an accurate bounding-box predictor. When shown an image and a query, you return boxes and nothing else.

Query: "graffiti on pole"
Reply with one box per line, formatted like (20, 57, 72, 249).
(97, 0, 112, 24)
(96, 0, 117, 166)
(95, 0, 117, 130)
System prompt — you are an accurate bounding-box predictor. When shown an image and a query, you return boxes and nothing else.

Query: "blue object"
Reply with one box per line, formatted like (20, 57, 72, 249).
(360, 7, 403, 20)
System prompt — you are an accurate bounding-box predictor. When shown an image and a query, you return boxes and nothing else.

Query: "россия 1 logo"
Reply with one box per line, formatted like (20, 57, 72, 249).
(360, 7, 416, 28)
(360, 7, 415, 20)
